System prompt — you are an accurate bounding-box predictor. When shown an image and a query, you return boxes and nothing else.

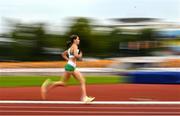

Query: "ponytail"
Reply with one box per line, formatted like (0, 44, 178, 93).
(66, 40, 72, 48)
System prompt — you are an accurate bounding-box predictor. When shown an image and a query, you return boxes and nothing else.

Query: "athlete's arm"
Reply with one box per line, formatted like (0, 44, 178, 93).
(73, 45, 82, 59)
(62, 50, 68, 61)
(78, 50, 83, 61)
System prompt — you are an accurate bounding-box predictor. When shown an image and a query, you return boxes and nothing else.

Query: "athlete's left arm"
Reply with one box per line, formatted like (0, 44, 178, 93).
(78, 50, 83, 61)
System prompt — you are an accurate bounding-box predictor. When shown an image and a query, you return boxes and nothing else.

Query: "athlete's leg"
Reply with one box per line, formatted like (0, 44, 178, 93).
(72, 70, 95, 102)
(48, 71, 71, 90)
(41, 71, 71, 100)
(72, 70, 87, 98)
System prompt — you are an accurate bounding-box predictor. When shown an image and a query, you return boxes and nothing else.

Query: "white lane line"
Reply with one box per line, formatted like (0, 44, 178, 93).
(0, 106, 180, 110)
(1, 100, 180, 104)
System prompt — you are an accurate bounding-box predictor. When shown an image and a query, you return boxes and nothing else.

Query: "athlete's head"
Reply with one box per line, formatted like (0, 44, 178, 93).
(67, 35, 80, 48)
(70, 34, 80, 45)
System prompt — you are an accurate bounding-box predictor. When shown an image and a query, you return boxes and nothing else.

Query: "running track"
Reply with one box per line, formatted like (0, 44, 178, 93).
(0, 84, 180, 115)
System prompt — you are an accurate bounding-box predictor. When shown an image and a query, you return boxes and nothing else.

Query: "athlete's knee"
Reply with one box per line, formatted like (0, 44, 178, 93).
(80, 77, 86, 84)
(56, 81, 66, 86)
(61, 81, 66, 86)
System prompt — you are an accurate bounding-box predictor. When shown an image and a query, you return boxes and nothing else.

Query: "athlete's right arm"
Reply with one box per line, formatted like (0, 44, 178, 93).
(62, 50, 68, 61)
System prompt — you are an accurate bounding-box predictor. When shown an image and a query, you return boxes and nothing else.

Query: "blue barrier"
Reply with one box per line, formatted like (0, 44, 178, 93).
(126, 71, 180, 84)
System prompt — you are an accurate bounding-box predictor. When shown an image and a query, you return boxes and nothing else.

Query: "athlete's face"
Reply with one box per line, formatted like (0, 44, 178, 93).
(75, 36, 80, 45)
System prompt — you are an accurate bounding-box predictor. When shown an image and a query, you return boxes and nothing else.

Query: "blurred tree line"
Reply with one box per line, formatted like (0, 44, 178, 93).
(0, 17, 160, 61)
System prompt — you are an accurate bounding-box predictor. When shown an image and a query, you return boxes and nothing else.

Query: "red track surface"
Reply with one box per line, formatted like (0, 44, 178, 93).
(0, 84, 180, 115)
(1, 104, 180, 115)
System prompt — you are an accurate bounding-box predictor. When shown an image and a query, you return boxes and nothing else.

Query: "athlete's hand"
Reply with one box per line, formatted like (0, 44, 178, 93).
(79, 51, 82, 58)
(78, 51, 83, 61)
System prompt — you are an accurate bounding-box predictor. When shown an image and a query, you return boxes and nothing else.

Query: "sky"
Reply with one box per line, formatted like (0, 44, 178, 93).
(0, 0, 179, 32)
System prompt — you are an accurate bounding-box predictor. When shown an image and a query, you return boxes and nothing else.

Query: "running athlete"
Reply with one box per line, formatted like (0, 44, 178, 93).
(41, 35, 95, 103)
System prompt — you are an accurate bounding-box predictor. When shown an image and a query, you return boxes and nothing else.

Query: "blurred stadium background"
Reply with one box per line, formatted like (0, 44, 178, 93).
(0, 0, 180, 87)
(0, 2, 180, 116)
(0, 17, 180, 85)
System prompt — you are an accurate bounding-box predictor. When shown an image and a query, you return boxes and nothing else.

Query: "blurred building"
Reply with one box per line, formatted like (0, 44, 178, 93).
(111, 18, 180, 31)
(94, 18, 180, 54)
